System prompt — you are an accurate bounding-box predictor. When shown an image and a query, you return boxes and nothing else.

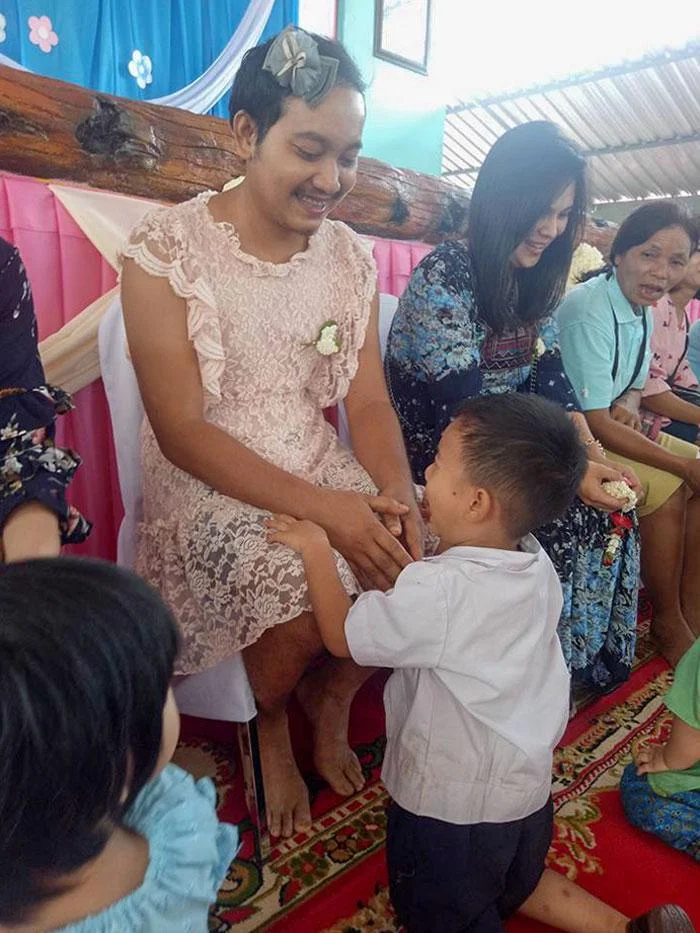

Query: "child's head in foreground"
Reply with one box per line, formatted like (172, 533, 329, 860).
(0, 558, 180, 927)
(424, 394, 587, 549)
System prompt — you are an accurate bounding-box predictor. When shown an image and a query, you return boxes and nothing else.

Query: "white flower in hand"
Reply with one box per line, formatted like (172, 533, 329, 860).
(602, 479, 637, 513)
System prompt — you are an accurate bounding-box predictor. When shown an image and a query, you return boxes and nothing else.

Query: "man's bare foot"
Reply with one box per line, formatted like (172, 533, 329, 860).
(257, 708, 312, 838)
(652, 615, 695, 666)
(297, 666, 365, 797)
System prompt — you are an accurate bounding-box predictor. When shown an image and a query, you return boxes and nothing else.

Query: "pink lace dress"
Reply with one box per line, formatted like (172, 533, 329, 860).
(121, 192, 378, 673)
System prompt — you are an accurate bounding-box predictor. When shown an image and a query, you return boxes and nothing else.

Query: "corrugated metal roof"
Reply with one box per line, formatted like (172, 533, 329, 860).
(442, 42, 700, 202)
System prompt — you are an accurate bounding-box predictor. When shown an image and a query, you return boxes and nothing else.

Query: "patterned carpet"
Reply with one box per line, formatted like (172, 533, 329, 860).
(173, 606, 700, 932)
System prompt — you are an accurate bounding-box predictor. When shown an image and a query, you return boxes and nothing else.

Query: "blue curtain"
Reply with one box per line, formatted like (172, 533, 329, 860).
(0, 0, 297, 116)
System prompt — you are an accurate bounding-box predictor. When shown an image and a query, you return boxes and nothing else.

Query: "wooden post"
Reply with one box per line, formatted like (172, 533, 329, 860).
(0, 64, 617, 250)
(0, 65, 471, 243)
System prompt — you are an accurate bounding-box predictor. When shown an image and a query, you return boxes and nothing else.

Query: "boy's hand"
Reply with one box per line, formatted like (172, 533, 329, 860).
(266, 514, 329, 555)
(634, 741, 669, 775)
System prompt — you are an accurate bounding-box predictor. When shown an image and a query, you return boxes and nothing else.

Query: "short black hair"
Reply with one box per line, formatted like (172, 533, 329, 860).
(228, 28, 366, 142)
(611, 200, 697, 264)
(581, 202, 699, 283)
(468, 121, 587, 333)
(0, 558, 179, 925)
(453, 394, 587, 538)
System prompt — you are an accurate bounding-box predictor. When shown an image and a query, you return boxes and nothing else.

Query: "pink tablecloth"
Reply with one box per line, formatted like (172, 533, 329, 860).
(0, 172, 431, 559)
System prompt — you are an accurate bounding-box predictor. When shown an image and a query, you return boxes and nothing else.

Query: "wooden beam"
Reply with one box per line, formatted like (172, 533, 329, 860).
(0, 64, 617, 252)
(0, 65, 471, 243)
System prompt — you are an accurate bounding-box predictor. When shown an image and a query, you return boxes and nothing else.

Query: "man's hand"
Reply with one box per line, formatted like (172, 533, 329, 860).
(377, 484, 425, 561)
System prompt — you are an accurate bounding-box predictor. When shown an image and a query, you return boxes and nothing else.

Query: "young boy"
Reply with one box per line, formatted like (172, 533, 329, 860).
(267, 394, 693, 933)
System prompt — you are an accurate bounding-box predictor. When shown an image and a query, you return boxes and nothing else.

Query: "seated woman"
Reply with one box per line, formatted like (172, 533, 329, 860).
(556, 202, 700, 665)
(386, 121, 641, 692)
(640, 231, 700, 444)
(121, 28, 422, 839)
(0, 236, 90, 562)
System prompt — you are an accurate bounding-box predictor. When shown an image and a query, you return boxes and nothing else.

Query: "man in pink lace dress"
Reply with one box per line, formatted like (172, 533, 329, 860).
(121, 30, 423, 838)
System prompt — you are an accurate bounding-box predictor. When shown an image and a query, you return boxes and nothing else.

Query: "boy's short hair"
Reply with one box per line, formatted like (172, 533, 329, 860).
(0, 558, 179, 925)
(229, 30, 366, 142)
(454, 394, 587, 538)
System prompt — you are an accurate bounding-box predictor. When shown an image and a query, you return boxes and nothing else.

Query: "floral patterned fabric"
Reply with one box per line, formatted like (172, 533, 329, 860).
(386, 240, 639, 688)
(121, 193, 380, 674)
(641, 295, 699, 441)
(0, 237, 91, 545)
(620, 764, 700, 861)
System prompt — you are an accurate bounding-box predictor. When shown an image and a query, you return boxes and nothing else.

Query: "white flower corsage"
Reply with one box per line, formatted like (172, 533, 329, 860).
(534, 337, 546, 358)
(308, 320, 341, 356)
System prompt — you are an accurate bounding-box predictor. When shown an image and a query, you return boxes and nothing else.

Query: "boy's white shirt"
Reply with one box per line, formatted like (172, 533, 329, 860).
(345, 534, 570, 825)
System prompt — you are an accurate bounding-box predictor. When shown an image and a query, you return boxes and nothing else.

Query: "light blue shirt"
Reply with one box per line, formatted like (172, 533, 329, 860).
(58, 765, 238, 932)
(688, 320, 700, 384)
(555, 271, 654, 411)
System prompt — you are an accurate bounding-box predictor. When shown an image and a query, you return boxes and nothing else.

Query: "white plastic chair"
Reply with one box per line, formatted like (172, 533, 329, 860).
(98, 296, 265, 857)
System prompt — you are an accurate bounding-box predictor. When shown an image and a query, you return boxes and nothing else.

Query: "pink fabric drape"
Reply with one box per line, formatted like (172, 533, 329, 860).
(0, 172, 430, 559)
(372, 237, 431, 297)
(0, 172, 121, 559)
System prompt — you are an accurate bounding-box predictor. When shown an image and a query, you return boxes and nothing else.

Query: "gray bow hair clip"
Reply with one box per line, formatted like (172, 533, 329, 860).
(262, 26, 339, 107)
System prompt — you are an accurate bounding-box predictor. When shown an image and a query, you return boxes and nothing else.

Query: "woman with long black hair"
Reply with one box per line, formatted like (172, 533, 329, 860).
(386, 121, 641, 691)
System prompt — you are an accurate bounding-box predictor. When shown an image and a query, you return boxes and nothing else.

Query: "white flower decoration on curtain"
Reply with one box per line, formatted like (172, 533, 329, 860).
(0, 13, 7, 43)
(28, 15, 58, 53)
(128, 49, 153, 89)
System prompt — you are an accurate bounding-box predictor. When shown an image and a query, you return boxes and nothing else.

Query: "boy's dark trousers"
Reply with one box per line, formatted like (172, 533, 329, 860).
(386, 797, 554, 933)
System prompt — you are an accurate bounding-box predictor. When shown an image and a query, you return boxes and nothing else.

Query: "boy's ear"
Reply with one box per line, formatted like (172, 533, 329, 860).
(465, 485, 494, 523)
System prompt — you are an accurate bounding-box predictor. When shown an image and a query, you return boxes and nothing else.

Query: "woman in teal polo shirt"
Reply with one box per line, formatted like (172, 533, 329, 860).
(557, 202, 700, 666)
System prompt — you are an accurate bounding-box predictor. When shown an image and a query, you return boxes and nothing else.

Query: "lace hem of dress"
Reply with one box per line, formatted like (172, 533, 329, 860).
(120, 238, 226, 401)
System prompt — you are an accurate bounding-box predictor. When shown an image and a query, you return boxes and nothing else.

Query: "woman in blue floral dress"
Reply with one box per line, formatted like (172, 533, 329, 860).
(0, 236, 90, 561)
(386, 123, 641, 689)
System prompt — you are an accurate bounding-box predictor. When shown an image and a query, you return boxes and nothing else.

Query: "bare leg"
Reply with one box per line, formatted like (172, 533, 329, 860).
(297, 657, 375, 796)
(2, 501, 60, 562)
(638, 487, 695, 665)
(519, 869, 628, 933)
(680, 494, 700, 637)
(243, 612, 323, 838)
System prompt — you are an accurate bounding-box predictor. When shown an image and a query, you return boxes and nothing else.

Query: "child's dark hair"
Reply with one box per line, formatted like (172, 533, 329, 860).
(229, 29, 366, 142)
(454, 394, 587, 538)
(0, 558, 179, 925)
(580, 201, 698, 283)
